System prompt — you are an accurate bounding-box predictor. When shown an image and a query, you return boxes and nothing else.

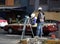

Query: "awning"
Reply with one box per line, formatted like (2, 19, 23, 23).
(0, 6, 19, 9)
(12, 6, 26, 11)
(0, 6, 27, 11)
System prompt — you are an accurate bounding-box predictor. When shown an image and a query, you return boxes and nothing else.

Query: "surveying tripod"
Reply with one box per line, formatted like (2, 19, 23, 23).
(21, 16, 34, 39)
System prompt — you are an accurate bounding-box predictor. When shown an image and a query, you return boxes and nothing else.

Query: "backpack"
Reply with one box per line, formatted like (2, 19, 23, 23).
(36, 12, 45, 23)
(36, 12, 41, 23)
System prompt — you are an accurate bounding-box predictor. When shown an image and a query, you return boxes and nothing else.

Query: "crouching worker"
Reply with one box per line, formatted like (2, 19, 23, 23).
(30, 13, 37, 25)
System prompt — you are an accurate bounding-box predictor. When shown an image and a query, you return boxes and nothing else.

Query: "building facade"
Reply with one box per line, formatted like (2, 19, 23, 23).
(33, 0, 60, 11)
(0, 0, 60, 19)
(0, 0, 22, 19)
(0, 0, 60, 13)
(0, 0, 21, 9)
(48, 0, 60, 11)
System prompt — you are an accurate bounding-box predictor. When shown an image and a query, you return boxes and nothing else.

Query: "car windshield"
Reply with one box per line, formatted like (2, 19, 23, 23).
(19, 18, 25, 24)
(19, 18, 29, 24)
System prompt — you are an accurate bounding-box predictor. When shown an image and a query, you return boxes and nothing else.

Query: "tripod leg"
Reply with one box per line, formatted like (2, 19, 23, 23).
(28, 18, 34, 38)
(21, 30, 25, 39)
(30, 25, 34, 38)
(21, 18, 27, 39)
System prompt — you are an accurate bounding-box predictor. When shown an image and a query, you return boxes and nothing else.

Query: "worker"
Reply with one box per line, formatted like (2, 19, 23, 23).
(30, 13, 37, 25)
(36, 7, 45, 37)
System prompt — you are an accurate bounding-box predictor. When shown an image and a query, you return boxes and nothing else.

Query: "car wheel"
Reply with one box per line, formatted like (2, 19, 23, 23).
(43, 32, 50, 36)
(8, 28, 13, 34)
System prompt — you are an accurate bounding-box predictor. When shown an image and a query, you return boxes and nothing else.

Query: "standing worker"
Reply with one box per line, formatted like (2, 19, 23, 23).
(36, 7, 45, 37)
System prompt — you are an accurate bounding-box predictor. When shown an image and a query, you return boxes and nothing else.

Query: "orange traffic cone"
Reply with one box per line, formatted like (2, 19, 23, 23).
(51, 34, 56, 39)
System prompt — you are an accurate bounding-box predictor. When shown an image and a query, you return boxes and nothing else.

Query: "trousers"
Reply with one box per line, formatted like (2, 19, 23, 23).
(36, 22, 44, 37)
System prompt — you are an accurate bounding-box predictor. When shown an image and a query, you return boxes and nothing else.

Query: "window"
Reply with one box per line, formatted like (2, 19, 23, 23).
(52, 0, 59, 1)
(14, 0, 21, 6)
(0, 0, 5, 5)
(29, 0, 34, 6)
(39, 0, 48, 5)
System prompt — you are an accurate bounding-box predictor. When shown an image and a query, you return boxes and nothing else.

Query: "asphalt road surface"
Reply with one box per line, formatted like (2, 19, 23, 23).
(0, 29, 31, 44)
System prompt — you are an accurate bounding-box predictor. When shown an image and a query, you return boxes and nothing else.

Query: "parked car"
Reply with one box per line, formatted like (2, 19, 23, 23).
(0, 17, 8, 28)
(43, 23, 57, 35)
(43, 20, 58, 35)
(3, 18, 58, 36)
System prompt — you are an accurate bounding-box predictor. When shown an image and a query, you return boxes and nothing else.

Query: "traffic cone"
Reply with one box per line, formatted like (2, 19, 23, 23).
(51, 34, 56, 39)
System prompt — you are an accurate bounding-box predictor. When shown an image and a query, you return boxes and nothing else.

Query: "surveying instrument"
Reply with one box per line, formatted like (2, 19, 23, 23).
(21, 16, 34, 39)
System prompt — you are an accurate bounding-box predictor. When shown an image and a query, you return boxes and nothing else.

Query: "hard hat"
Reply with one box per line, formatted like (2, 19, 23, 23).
(38, 7, 42, 10)
(31, 13, 35, 18)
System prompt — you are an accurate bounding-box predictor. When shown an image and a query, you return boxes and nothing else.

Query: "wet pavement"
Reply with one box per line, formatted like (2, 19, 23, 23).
(0, 29, 31, 44)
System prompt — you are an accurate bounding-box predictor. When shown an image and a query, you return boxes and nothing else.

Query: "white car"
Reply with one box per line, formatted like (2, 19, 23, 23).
(0, 18, 8, 27)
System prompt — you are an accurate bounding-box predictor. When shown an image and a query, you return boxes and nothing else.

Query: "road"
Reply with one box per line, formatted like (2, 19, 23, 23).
(0, 29, 31, 44)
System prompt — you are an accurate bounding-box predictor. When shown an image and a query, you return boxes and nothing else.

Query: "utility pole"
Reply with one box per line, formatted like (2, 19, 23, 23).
(34, 0, 39, 10)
